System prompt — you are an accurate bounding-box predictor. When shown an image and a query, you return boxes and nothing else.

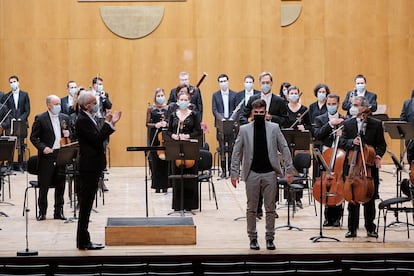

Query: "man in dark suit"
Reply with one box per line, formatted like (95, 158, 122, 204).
(76, 91, 121, 250)
(313, 94, 345, 227)
(239, 72, 289, 128)
(400, 90, 414, 163)
(61, 80, 78, 116)
(239, 72, 289, 218)
(234, 74, 260, 122)
(339, 96, 386, 239)
(342, 74, 378, 118)
(30, 95, 71, 221)
(168, 71, 203, 122)
(2, 75, 30, 171)
(212, 73, 238, 178)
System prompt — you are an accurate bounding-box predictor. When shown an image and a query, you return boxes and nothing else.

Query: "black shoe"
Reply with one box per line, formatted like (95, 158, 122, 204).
(266, 240, 276, 250)
(220, 172, 226, 178)
(78, 242, 105, 250)
(275, 212, 279, 219)
(257, 212, 263, 219)
(36, 214, 46, 221)
(162, 189, 168, 193)
(367, 231, 378, 238)
(102, 184, 109, 192)
(155, 189, 161, 193)
(54, 213, 67, 220)
(345, 231, 357, 238)
(295, 200, 303, 209)
(323, 220, 332, 227)
(332, 220, 341, 227)
(250, 239, 260, 250)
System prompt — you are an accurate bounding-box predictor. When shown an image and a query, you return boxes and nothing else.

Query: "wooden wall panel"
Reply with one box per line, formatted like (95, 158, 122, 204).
(1, 0, 414, 165)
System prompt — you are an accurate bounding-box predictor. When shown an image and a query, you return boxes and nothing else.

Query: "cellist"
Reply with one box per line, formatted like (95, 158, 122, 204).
(339, 96, 386, 239)
(313, 93, 345, 227)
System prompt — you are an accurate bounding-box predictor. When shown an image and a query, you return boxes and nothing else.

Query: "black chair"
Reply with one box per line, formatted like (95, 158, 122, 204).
(376, 178, 414, 242)
(198, 149, 218, 211)
(23, 155, 39, 217)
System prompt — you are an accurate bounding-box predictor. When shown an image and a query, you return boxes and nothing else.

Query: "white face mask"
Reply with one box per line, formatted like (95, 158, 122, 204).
(349, 106, 359, 117)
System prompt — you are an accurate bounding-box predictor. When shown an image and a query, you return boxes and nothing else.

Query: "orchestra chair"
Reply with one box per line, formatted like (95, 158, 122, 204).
(23, 155, 39, 217)
(376, 178, 414, 242)
(198, 149, 218, 211)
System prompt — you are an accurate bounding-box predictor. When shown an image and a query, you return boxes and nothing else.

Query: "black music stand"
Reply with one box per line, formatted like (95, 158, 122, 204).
(11, 120, 28, 170)
(217, 119, 236, 179)
(384, 121, 414, 196)
(56, 142, 79, 223)
(165, 139, 199, 217)
(310, 148, 340, 243)
(282, 129, 311, 156)
(0, 136, 17, 214)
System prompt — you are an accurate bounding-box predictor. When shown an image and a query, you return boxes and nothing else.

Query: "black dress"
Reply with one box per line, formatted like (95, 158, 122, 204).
(146, 105, 169, 191)
(167, 110, 202, 210)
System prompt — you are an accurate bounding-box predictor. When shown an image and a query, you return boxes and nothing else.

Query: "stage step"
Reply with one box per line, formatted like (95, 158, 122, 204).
(105, 217, 196, 245)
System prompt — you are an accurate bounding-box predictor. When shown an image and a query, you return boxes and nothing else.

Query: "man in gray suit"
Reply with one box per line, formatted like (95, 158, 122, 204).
(230, 99, 296, 250)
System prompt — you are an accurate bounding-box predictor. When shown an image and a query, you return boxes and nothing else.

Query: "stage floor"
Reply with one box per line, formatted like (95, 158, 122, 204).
(0, 164, 414, 257)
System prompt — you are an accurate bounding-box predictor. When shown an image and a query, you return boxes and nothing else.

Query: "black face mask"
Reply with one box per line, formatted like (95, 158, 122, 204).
(253, 114, 266, 126)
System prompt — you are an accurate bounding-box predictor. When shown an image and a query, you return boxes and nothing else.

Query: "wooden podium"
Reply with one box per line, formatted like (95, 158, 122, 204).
(105, 217, 196, 245)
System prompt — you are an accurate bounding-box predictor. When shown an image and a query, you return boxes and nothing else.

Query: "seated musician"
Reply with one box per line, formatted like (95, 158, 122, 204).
(212, 73, 238, 178)
(313, 94, 344, 227)
(399, 90, 414, 164)
(167, 87, 202, 211)
(339, 96, 386, 239)
(285, 85, 311, 208)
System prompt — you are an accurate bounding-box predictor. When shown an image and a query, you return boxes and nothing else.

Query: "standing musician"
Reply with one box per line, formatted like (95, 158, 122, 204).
(168, 71, 203, 122)
(239, 72, 289, 219)
(212, 73, 238, 178)
(167, 87, 202, 211)
(146, 88, 169, 193)
(339, 96, 386, 239)
(313, 94, 345, 227)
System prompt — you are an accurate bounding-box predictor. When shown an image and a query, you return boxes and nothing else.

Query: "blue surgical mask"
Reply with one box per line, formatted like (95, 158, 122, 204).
(52, 105, 61, 115)
(219, 81, 228, 91)
(317, 92, 326, 101)
(356, 84, 365, 93)
(69, 88, 77, 96)
(349, 106, 359, 117)
(289, 94, 299, 101)
(244, 82, 253, 91)
(156, 96, 165, 104)
(327, 105, 337, 115)
(10, 82, 18, 91)
(97, 84, 103, 92)
(92, 104, 99, 114)
(261, 84, 271, 94)
(282, 89, 288, 96)
(178, 101, 189, 110)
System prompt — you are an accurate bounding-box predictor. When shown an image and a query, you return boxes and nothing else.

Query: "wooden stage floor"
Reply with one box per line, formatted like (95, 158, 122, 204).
(0, 164, 414, 258)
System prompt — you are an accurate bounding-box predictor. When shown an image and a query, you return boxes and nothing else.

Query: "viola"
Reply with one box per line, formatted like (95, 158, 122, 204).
(343, 139, 376, 204)
(156, 112, 167, 160)
(313, 130, 346, 206)
(60, 119, 71, 146)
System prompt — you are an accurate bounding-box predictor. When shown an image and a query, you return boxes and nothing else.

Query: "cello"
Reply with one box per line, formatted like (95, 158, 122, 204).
(313, 126, 346, 206)
(343, 136, 376, 204)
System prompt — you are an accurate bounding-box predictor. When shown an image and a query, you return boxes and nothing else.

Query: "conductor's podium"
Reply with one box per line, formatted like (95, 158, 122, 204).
(105, 217, 196, 245)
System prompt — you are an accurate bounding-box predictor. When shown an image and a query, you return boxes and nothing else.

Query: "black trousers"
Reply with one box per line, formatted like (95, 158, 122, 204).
(77, 172, 100, 247)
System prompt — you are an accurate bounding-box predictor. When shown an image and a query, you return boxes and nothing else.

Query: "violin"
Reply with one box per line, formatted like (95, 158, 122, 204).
(174, 120, 195, 169)
(60, 119, 71, 146)
(156, 112, 167, 160)
(313, 127, 346, 206)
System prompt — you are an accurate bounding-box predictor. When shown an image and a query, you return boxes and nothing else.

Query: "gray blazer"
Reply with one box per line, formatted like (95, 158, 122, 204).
(230, 120, 296, 181)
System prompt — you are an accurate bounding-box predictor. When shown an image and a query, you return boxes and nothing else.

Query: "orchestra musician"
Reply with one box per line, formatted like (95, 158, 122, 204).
(212, 74, 238, 178)
(399, 90, 414, 164)
(342, 74, 378, 118)
(284, 85, 312, 208)
(146, 88, 169, 193)
(339, 96, 386, 239)
(239, 72, 289, 219)
(234, 74, 260, 120)
(313, 94, 345, 227)
(308, 83, 330, 123)
(167, 87, 202, 211)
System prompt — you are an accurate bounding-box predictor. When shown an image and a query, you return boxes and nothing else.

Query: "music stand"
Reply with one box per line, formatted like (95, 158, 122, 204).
(164, 139, 200, 217)
(217, 119, 236, 179)
(56, 142, 79, 223)
(0, 136, 17, 214)
(282, 129, 311, 157)
(11, 120, 28, 170)
(310, 148, 340, 242)
(384, 121, 414, 196)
